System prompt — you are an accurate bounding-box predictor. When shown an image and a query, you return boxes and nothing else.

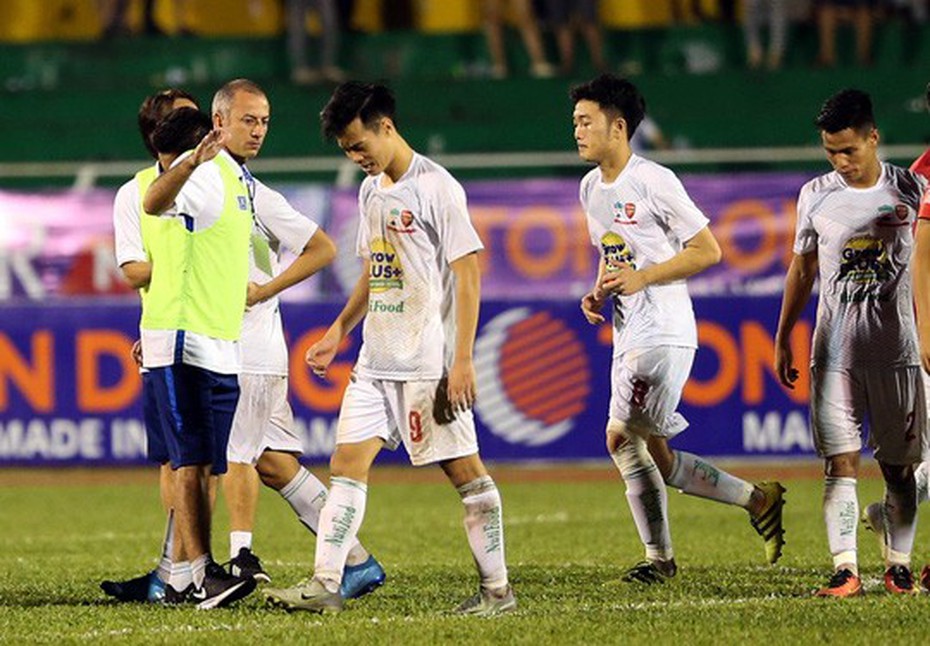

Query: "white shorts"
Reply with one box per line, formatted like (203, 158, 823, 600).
(608, 346, 693, 439)
(810, 366, 927, 464)
(227, 373, 303, 465)
(336, 376, 479, 466)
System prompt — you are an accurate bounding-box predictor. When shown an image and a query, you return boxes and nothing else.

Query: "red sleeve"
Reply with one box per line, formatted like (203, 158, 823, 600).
(910, 148, 930, 179)
(920, 186, 930, 221)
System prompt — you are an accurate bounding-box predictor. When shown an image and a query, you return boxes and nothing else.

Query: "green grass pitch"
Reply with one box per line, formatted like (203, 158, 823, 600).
(1, 463, 928, 644)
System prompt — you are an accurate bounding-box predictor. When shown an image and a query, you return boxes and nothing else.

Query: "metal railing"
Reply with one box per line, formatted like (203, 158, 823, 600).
(0, 144, 925, 189)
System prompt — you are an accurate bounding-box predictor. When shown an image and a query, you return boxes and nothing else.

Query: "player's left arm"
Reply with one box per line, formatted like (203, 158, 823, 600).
(601, 225, 721, 296)
(448, 252, 480, 411)
(247, 228, 336, 306)
(120, 260, 152, 289)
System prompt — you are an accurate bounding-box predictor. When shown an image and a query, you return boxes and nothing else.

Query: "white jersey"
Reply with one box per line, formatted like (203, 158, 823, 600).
(794, 163, 925, 370)
(355, 153, 484, 380)
(580, 154, 709, 353)
(240, 178, 318, 376)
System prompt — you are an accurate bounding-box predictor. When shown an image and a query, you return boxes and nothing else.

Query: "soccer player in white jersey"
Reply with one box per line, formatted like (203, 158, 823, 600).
(264, 81, 515, 615)
(775, 89, 927, 597)
(572, 74, 786, 585)
(144, 79, 387, 601)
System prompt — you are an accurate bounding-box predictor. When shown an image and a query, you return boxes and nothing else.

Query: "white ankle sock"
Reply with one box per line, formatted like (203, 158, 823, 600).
(191, 554, 210, 589)
(168, 560, 192, 590)
(229, 531, 252, 559)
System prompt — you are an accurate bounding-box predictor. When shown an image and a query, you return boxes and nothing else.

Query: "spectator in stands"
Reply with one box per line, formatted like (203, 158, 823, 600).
(743, 0, 787, 70)
(286, 0, 346, 85)
(98, 0, 194, 38)
(481, 0, 555, 78)
(814, 0, 875, 67)
(541, 0, 607, 75)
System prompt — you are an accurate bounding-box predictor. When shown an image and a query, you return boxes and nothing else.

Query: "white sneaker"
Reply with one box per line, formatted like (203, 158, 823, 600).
(265, 577, 343, 613)
(455, 585, 517, 616)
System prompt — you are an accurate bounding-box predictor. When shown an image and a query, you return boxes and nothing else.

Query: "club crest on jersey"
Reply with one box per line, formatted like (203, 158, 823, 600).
(600, 231, 636, 271)
(876, 204, 910, 227)
(612, 201, 638, 225)
(387, 207, 416, 233)
(369, 237, 404, 292)
(237, 196, 249, 210)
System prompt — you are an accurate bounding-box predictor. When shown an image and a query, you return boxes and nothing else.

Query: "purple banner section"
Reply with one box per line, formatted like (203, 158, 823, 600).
(0, 298, 816, 466)
(325, 172, 815, 299)
(0, 172, 814, 302)
(0, 184, 331, 302)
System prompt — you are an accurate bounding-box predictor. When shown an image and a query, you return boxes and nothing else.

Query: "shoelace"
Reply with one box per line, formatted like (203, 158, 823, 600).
(828, 569, 856, 588)
(624, 562, 664, 584)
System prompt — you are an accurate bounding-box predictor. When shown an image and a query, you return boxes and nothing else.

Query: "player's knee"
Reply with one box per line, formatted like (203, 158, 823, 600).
(606, 419, 652, 478)
(255, 457, 282, 490)
(878, 461, 915, 492)
(329, 447, 372, 482)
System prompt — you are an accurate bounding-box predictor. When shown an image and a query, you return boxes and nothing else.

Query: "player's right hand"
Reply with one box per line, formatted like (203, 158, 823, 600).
(305, 332, 339, 378)
(580, 290, 606, 325)
(190, 128, 229, 167)
(131, 339, 143, 368)
(774, 341, 798, 389)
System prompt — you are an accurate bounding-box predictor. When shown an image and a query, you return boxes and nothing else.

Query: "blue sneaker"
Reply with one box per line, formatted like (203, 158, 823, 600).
(340, 556, 386, 600)
(101, 569, 165, 603)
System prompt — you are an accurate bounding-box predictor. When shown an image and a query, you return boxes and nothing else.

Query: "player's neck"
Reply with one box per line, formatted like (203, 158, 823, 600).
(848, 160, 882, 189)
(382, 139, 415, 186)
(598, 147, 633, 184)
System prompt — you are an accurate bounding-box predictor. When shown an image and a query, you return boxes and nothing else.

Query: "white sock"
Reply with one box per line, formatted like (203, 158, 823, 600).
(666, 450, 754, 508)
(280, 467, 328, 532)
(824, 476, 858, 574)
(314, 476, 367, 591)
(883, 480, 917, 566)
(458, 476, 508, 590)
(168, 560, 192, 591)
(281, 468, 369, 566)
(191, 554, 210, 589)
(916, 461, 929, 505)
(156, 510, 174, 584)
(611, 440, 673, 562)
(229, 531, 252, 559)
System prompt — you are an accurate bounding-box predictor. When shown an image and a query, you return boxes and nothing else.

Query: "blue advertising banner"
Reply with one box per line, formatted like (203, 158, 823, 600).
(0, 298, 815, 466)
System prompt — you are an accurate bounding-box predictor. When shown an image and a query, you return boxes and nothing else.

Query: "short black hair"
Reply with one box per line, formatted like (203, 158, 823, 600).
(815, 89, 875, 134)
(138, 89, 198, 159)
(320, 81, 397, 140)
(151, 108, 212, 156)
(570, 74, 645, 140)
